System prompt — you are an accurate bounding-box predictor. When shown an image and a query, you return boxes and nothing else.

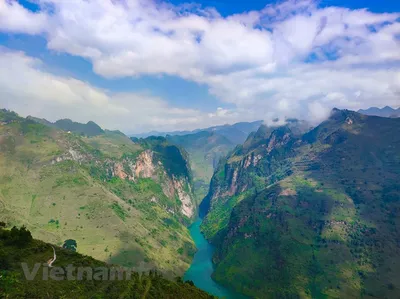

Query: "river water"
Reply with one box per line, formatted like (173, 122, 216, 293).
(183, 218, 246, 299)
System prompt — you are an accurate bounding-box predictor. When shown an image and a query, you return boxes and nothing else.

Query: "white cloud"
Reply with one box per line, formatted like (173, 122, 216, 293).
(0, 0, 47, 34)
(0, 49, 246, 133)
(308, 101, 331, 122)
(0, 0, 399, 129)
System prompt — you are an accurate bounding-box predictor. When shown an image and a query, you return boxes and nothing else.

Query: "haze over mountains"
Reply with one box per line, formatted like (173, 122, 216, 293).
(0, 0, 399, 296)
(358, 106, 400, 118)
(1, 106, 400, 298)
(130, 121, 263, 143)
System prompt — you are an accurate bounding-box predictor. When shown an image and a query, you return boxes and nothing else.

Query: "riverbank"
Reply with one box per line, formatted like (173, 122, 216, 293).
(183, 218, 245, 299)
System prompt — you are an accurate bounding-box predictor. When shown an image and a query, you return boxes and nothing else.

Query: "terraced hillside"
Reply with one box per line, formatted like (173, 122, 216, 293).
(0, 109, 197, 277)
(201, 109, 400, 298)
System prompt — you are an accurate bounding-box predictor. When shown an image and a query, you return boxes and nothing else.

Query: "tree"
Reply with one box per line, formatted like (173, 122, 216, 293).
(0, 271, 20, 296)
(8, 226, 32, 246)
(0, 249, 10, 270)
(63, 239, 77, 251)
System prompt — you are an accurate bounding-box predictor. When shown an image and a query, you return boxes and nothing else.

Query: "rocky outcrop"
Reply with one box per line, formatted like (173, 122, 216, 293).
(173, 178, 194, 218)
(133, 150, 155, 178)
(114, 162, 128, 180)
(50, 135, 196, 220)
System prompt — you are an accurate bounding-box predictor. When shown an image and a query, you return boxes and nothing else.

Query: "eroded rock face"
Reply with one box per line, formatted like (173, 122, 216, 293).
(51, 144, 196, 220)
(114, 162, 128, 180)
(108, 150, 155, 181)
(229, 168, 239, 196)
(173, 178, 194, 218)
(133, 150, 155, 178)
(51, 147, 88, 164)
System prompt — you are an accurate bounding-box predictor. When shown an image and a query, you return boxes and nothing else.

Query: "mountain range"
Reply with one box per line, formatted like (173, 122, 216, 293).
(1, 107, 400, 298)
(201, 109, 400, 298)
(357, 106, 400, 118)
(131, 121, 263, 144)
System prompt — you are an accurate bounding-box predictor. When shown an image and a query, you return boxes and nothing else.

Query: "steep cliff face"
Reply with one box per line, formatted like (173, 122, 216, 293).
(200, 125, 299, 239)
(201, 110, 400, 298)
(166, 131, 237, 204)
(0, 111, 196, 277)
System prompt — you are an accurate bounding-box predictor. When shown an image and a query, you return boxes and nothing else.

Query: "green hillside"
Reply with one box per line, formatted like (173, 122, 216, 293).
(0, 110, 197, 278)
(201, 110, 400, 298)
(0, 225, 214, 298)
(26, 116, 105, 137)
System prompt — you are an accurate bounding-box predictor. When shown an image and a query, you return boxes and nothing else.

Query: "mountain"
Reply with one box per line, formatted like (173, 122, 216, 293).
(358, 106, 400, 118)
(131, 120, 263, 143)
(164, 120, 307, 203)
(205, 121, 263, 145)
(201, 109, 400, 298)
(0, 109, 197, 278)
(162, 121, 264, 203)
(26, 116, 105, 137)
(131, 129, 195, 139)
(166, 131, 235, 203)
(0, 225, 213, 298)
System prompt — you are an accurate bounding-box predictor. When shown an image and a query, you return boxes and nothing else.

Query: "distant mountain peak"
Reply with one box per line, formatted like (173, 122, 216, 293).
(357, 106, 399, 118)
(25, 116, 105, 136)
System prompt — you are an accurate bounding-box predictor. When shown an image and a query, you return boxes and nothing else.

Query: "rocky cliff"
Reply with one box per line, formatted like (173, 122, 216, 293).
(201, 110, 400, 298)
(0, 110, 196, 277)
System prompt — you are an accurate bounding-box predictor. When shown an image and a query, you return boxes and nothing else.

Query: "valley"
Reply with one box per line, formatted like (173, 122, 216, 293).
(1, 0, 399, 297)
(183, 218, 242, 298)
(1, 107, 399, 299)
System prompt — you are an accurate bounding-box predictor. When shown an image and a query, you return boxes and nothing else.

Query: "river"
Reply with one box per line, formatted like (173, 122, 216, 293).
(183, 218, 246, 299)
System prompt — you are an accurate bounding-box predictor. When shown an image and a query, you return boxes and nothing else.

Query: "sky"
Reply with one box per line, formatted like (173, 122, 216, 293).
(0, 0, 399, 134)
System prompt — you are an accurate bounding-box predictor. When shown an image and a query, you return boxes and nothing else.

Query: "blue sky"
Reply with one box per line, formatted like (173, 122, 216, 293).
(0, 0, 399, 133)
(168, 0, 400, 15)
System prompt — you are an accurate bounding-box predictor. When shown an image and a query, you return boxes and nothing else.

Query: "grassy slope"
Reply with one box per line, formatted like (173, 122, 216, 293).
(0, 226, 214, 299)
(202, 110, 400, 298)
(0, 114, 195, 277)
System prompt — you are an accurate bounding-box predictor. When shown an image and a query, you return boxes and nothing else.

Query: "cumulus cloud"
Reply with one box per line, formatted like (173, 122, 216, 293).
(0, 0, 399, 129)
(0, 0, 47, 34)
(0, 49, 245, 133)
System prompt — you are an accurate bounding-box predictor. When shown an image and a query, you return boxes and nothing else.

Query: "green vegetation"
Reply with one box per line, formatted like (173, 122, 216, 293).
(0, 110, 197, 278)
(202, 110, 400, 298)
(167, 131, 236, 203)
(110, 202, 129, 221)
(0, 226, 213, 298)
(63, 239, 77, 251)
(137, 136, 192, 180)
(54, 119, 104, 136)
(0, 109, 21, 123)
(26, 116, 105, 137)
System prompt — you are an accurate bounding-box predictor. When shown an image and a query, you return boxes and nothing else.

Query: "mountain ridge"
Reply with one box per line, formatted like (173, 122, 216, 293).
(201, 109, 400, 298)
(26, 116, 105, 137)
(1, 109, 198, 278)
(357, 106, 400, 118)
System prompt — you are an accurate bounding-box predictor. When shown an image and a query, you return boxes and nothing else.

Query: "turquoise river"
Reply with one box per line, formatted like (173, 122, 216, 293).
(183, 218, 246, 299)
